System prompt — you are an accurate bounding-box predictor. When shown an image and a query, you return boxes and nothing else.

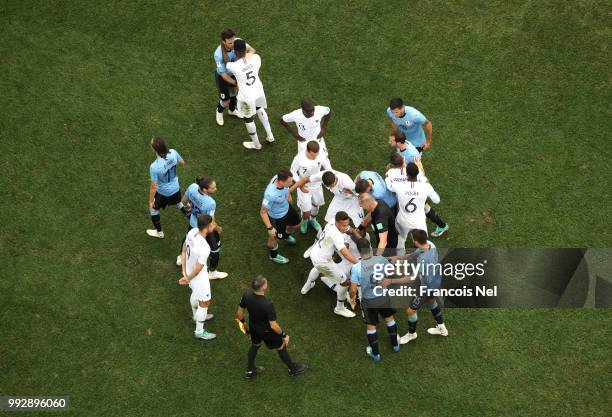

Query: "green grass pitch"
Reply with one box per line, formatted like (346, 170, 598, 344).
(1, 1, 611, 416)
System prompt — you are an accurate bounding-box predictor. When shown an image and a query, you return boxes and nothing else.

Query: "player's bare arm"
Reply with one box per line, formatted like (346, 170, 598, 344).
(317, 110, 331, 138)
(340, 246, 359, 264)
(348, 283, 358, 309)
(149, 181, 157, 210)
(279, 119, 304, 142)
(178, 260, 204, 285)
(422, 120, 432, 150)
(220, 72, 237, 85)
(260, 207, 276, 237)
(289, 176, 310, 193)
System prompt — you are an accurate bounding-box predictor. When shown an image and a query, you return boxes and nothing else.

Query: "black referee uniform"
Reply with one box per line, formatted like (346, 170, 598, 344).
(239, 291, 307, 378)
(370, 199, 399, 251)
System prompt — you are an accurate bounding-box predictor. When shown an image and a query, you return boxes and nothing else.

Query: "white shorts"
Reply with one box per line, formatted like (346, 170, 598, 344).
(298, 137, 328, 156)
(297, 187, 325, 213)
(312, 260, 347, 285)
(189, 275, 211, 302)
(238, 94, 268, 118)
(395, 216, 428, 248)
(325, 196, 364, 227)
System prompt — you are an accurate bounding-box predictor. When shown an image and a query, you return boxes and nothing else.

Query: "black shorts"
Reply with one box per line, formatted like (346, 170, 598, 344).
(250, 331, 284, 349)
(361, 307, 396, 326)
(270, 205, 301, 239)
(408, 278, 435, 310)
(215, 72, 236, 101)
(206, 230, 221, 252)
(153, 191, 181, 210)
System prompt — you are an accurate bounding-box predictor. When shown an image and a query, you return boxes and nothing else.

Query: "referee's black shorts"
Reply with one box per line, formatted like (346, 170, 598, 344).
(153, 190, 181, 210)
(215, 72, 236, 101)
(250, 331, 284, 349)
(270, 205, 300, 239)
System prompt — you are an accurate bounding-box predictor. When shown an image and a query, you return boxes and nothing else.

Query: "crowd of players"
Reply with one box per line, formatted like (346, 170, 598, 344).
(145, 28, 450, 376)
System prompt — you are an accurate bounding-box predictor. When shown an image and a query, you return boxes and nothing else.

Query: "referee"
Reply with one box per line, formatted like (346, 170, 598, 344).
(235, 275, 308, 378)
(358, 193, 399, 254)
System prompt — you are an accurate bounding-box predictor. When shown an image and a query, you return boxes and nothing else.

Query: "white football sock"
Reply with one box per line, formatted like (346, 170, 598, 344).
(336, 285, 348, 308)
(306, 267, 319, 285)
(245, 121, 260, 146)
(256, 108, 273, 138)
(195, 306, 207, 332)
(190, 293, 198, 317)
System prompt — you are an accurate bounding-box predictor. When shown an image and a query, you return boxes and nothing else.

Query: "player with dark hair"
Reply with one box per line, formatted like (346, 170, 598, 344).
(178, 177, 227, 279)
(387, 97, 432, 152)
(260, 169, 300, 264)
(349, 238, 400, 361)
(291, 169, 364, 228)
(281, 97, 332, 165)
(389, 129, 421, 165)
(236, 275, 308, 378)
(354, 169, 397, 212)
(213, 28, 254, 126)
(385, 156, 449, 238)
(178, 214, 217, 341)
(290, 140, 332, 234)
(146, 136, 186, 239)
(380, 229, 449, 344)
(226, 39, 274, 150)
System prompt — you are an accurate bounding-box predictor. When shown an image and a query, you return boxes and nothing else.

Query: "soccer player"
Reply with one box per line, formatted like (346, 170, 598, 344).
(380, 229, 448, 344)
(290, 169, 364, 228)
(179, 177, 228, 279)
(146, 136, 186, 239)
(358, 193, 399, 253)
(354, 170, 397, 211)
(261, 169, 300, 264)
(225, 39, 274, 150)
(290, 141, 332, 234)
(385, 162, 442, 248)
(349, 238, 400, 361)
(213, 28, 254, 126)
(280, 98, 331, 163)
(389, 130, 421, 165)
(178, 214, 217, 341)
(236, 275, 308, 378)
(387, 97, 432, 152)
(386, 153, 449, 238)
(304, 211, 359, 318)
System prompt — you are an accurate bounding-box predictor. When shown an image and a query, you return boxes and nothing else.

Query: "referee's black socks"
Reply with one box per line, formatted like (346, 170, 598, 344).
(229, 97, 237, 111)
(278, 347, 295, 370)
(425, 207, 447, 228)
(247, 344, 260, 370)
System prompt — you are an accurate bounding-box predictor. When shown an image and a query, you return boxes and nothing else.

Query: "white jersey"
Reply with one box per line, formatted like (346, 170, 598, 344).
(226, 54, 264, 101)
(310, 170, 356, 200)
(309, 223, 346, 263)
(282, 106, 331, 141)
(386, 173, 440, 226)
(385, 167, 428, 186)
(184, 228, 210, 285)
(290, 152, 332, 186)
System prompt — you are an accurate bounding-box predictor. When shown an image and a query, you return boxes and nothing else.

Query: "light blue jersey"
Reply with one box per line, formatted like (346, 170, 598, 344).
(262, 176, 289, 219)
(358, 170, 397, 208)
(213, 38, 248, 74)
(351, 255, 391, 300)
(149, 149, 182, 197)
(386, 106, 427, 147)
(416, 241, 441, 289)
(184, 183, 217, 228)
(397, 143, 421, 164)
